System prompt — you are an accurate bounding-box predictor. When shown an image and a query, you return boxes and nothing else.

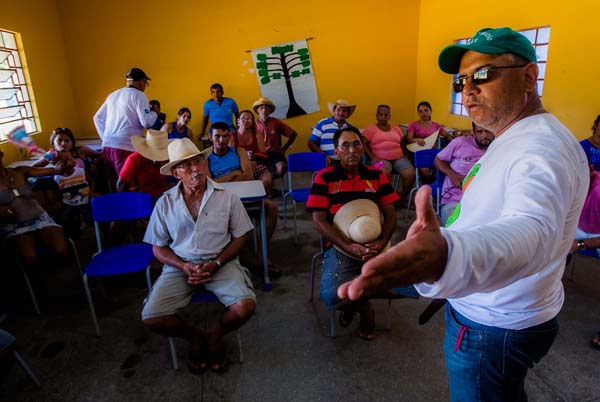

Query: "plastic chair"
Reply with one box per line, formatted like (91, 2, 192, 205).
(167, 290, 243, 370)
(83, 192, 154, 337)
(405, 149, 442, 220)
(0, 329, 41, 387)
(282, 152, 326, 242)
(309, 243, 419, 337)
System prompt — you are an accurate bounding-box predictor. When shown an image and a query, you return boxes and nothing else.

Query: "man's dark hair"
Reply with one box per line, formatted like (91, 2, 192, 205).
(210, 83, 224, 92)
(377, 104, 391, 110)
(506, 53, 530, 66)
(50, 127, 76, 151)
(333, 125, 362, 148)
(177, 107, 191, 117)
(149, 99, 160, 108)
(210, 122, 230, 133)
(417, 101, 432, 112)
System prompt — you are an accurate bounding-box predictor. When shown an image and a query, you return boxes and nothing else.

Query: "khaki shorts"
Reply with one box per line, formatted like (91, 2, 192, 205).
(141, 257, 255, 320)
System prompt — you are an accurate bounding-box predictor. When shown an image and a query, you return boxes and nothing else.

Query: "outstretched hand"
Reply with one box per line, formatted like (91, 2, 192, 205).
(337, 186, 448, 301)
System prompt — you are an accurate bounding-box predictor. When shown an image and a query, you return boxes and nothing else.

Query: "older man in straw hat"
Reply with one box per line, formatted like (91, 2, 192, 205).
(338, 27, 588, 400)
(253, 97, 297, 180)
(117, 129, 170, 199)
(306, 126, 400, 340)
(308, 99, 356, 163)
(142, 138, 256, 373)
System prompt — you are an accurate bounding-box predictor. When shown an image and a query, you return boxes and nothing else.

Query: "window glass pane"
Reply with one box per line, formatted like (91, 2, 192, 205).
(0, 69, 14, 84)
(460, 105, 468, 117)
(537, 80, 544, 96)
(536, 45, 549, 62)
(16, 69, 24, 85)
(537, 62, 546, 78)
(520, 29, 536, 44)
(0, 50, 9, 64)
(21, 85, 29, 101)
(1, 32, 16, 49)
(24, 118, 36, 133)
(24, 102, 32, 117)
(0, 105, 21, 120)
(455, 92, 462, 104)
(11, 51, 20, 67)
(537, 27, 551, 44)
(452, 104, 462, 115)
(0, 88, 17, 100)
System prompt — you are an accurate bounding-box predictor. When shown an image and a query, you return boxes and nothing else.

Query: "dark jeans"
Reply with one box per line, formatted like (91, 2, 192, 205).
(444, 304, 559, 402)
(320, 247, 362, 309)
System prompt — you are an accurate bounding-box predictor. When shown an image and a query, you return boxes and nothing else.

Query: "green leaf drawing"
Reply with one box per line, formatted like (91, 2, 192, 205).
(255, 61, 267, 69)
(271, 44, 294, 54)
(256, 54, 267, 61)
(272, 73, 282, 79)
(261, 76, 271, 84)
(258, 69, 269, 77)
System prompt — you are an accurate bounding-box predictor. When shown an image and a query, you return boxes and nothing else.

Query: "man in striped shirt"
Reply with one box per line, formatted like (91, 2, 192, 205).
(306, 126, 399, 340)
(308, 99, 356, 163)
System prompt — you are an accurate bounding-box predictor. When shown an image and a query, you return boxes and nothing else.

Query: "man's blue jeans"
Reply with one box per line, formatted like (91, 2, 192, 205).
(444, 304, 559, 402)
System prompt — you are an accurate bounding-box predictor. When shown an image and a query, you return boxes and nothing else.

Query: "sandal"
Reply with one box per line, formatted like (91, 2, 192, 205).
(209, 346, 229, 373)
(591, 332, 600, 350)
(358, 309, 376, 341)
(339, 309, 357, 328)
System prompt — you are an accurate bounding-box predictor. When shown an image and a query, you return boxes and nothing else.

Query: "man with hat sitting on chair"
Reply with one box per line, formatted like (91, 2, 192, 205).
(142, 138, 256, 373)
(253, 97, 298, 182)
(306, 126, 399, 340)
(308, 99, 356, 164)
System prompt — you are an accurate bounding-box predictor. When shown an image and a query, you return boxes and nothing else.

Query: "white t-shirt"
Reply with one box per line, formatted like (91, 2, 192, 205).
(415, 114, 589, 329)
(93, 87, 157, 151)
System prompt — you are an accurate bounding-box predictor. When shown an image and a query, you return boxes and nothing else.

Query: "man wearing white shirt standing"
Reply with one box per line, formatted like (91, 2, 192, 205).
(338, 27, 589, 401)
(93, 67, 157, 190)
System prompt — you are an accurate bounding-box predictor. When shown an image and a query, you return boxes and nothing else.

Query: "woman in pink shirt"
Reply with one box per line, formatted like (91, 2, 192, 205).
(362, 105, 415, 203)
(406, 101, 453, 146)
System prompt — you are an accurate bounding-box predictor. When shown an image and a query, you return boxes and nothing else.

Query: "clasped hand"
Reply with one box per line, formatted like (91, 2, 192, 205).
(182, 261, 213, 285)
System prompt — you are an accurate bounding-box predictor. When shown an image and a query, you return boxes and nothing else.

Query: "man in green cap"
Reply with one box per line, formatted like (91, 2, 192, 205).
(338, 27, 589, 400)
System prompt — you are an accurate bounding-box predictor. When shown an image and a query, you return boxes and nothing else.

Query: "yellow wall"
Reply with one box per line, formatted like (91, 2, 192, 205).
(0, 0, 80, 163)
(415, 0, 600, 138)
(56, 0, 421, 150)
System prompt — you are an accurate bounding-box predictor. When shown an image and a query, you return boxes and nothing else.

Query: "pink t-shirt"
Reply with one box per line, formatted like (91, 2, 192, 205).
(579, 171, 600, 233)
(407, 121, 443, 139)
(362, 124, 405, 161)
(436, 136, 487, 204)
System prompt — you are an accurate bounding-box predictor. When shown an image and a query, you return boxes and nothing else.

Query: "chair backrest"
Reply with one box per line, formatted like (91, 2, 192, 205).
(91, 192, 153, 222)
(413, 148, 441, 169)
(287, 152, 327, 173)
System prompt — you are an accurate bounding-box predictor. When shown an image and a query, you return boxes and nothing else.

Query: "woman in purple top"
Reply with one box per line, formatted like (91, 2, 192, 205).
(161, 107, 193, 140)
(580, 115, 600, 171)
(406, 101, 453, 146)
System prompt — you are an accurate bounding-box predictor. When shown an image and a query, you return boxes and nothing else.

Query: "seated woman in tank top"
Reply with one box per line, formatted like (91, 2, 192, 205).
(161, 107, 193, 140)
(0, 148, 73, 268)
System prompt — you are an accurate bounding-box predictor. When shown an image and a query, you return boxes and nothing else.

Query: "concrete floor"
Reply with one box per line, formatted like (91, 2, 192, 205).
(1, 192, 600, 401)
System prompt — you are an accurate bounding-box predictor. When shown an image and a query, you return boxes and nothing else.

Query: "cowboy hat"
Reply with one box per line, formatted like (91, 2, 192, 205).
(159, 138, 202, 175)
(252, 97, 276, 113)
(332, 198, 390, 258)
(131, 129, 169, 161)
(327, 99, 356, 117)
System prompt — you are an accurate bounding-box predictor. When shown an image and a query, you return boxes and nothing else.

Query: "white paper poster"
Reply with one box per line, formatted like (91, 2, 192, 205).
(251, 39, 319, 119)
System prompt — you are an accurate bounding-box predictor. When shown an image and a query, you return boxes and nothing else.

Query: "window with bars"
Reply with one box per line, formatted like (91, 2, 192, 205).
(0, 29, 38, 141)
(451, 26, 551, 117)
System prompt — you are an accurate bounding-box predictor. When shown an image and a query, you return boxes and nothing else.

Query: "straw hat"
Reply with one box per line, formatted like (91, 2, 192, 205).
(327, 99, 356, 117)
(332, 198, 390, 259)
(159, 138, 202, 175)
(131, 129, 169, 162)
(252, 97, 276, 113)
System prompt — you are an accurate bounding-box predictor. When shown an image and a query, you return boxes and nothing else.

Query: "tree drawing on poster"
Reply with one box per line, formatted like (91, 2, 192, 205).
(251, 39, 319, 119)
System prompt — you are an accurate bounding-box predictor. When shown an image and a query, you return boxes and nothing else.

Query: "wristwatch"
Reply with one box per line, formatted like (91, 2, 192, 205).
(577, 240, 586, 251)
(212, 259, 222, 268)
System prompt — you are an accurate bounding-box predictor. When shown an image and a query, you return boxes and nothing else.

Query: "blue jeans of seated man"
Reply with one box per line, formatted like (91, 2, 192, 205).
(320, 246, 363, 309)
(444, 304, 559, 402)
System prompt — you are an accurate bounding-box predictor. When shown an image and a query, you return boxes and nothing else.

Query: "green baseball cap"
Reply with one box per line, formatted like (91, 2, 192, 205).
(438, 27, 537, 74)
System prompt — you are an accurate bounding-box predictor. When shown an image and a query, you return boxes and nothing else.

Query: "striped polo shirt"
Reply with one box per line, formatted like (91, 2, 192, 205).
(309, 117, 353, 157)
(306, 163, 399, 221)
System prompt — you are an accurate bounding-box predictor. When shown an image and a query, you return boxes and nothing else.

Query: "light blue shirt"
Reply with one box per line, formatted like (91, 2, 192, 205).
(203, 97, 239, 130)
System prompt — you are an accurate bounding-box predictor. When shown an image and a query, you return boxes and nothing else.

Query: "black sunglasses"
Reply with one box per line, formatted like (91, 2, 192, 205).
(452, 64, 527, 93)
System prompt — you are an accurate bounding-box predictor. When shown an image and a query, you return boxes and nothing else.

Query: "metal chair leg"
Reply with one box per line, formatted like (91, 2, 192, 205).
(67, 238, 83, 275)
(292, 199, 298, 243)
(329, 310, 336, 338)
(236, 331, 244, 363)
(83, 274, 101, 337)
(14, 351, 41, 388)
(404, 187, 418, 221)
(145, 266, 153, 291)
(20, 267, 40, 316)
(168, 337, 179, 370)
(282, 193, 289, 229)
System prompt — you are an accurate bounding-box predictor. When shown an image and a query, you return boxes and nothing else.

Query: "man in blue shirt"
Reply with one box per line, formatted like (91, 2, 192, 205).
(201, 83, 239, 137)
(308, 99, 356, 164)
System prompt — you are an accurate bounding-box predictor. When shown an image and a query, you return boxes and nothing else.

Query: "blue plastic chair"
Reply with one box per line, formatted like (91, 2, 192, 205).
(83, 192, 154, 337)
(282, 152, 326, 242)
(166, 290, 243, 370)
(405, 149, 442, 220)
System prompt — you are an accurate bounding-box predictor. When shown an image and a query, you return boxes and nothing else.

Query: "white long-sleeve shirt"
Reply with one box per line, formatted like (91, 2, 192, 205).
(415, 114, 588, 329)
(93, 87, 157, 151)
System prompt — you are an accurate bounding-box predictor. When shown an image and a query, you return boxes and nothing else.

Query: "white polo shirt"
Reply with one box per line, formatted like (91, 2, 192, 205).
(415, 114, 589, 329)
(144, 179, 254, 262)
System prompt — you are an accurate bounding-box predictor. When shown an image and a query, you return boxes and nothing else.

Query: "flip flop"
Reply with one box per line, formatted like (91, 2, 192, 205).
(187, 352, 208, 375)
(339, 309, 357, 328)
(591, 332, 600, 351)
(209, 348, 229, 373)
